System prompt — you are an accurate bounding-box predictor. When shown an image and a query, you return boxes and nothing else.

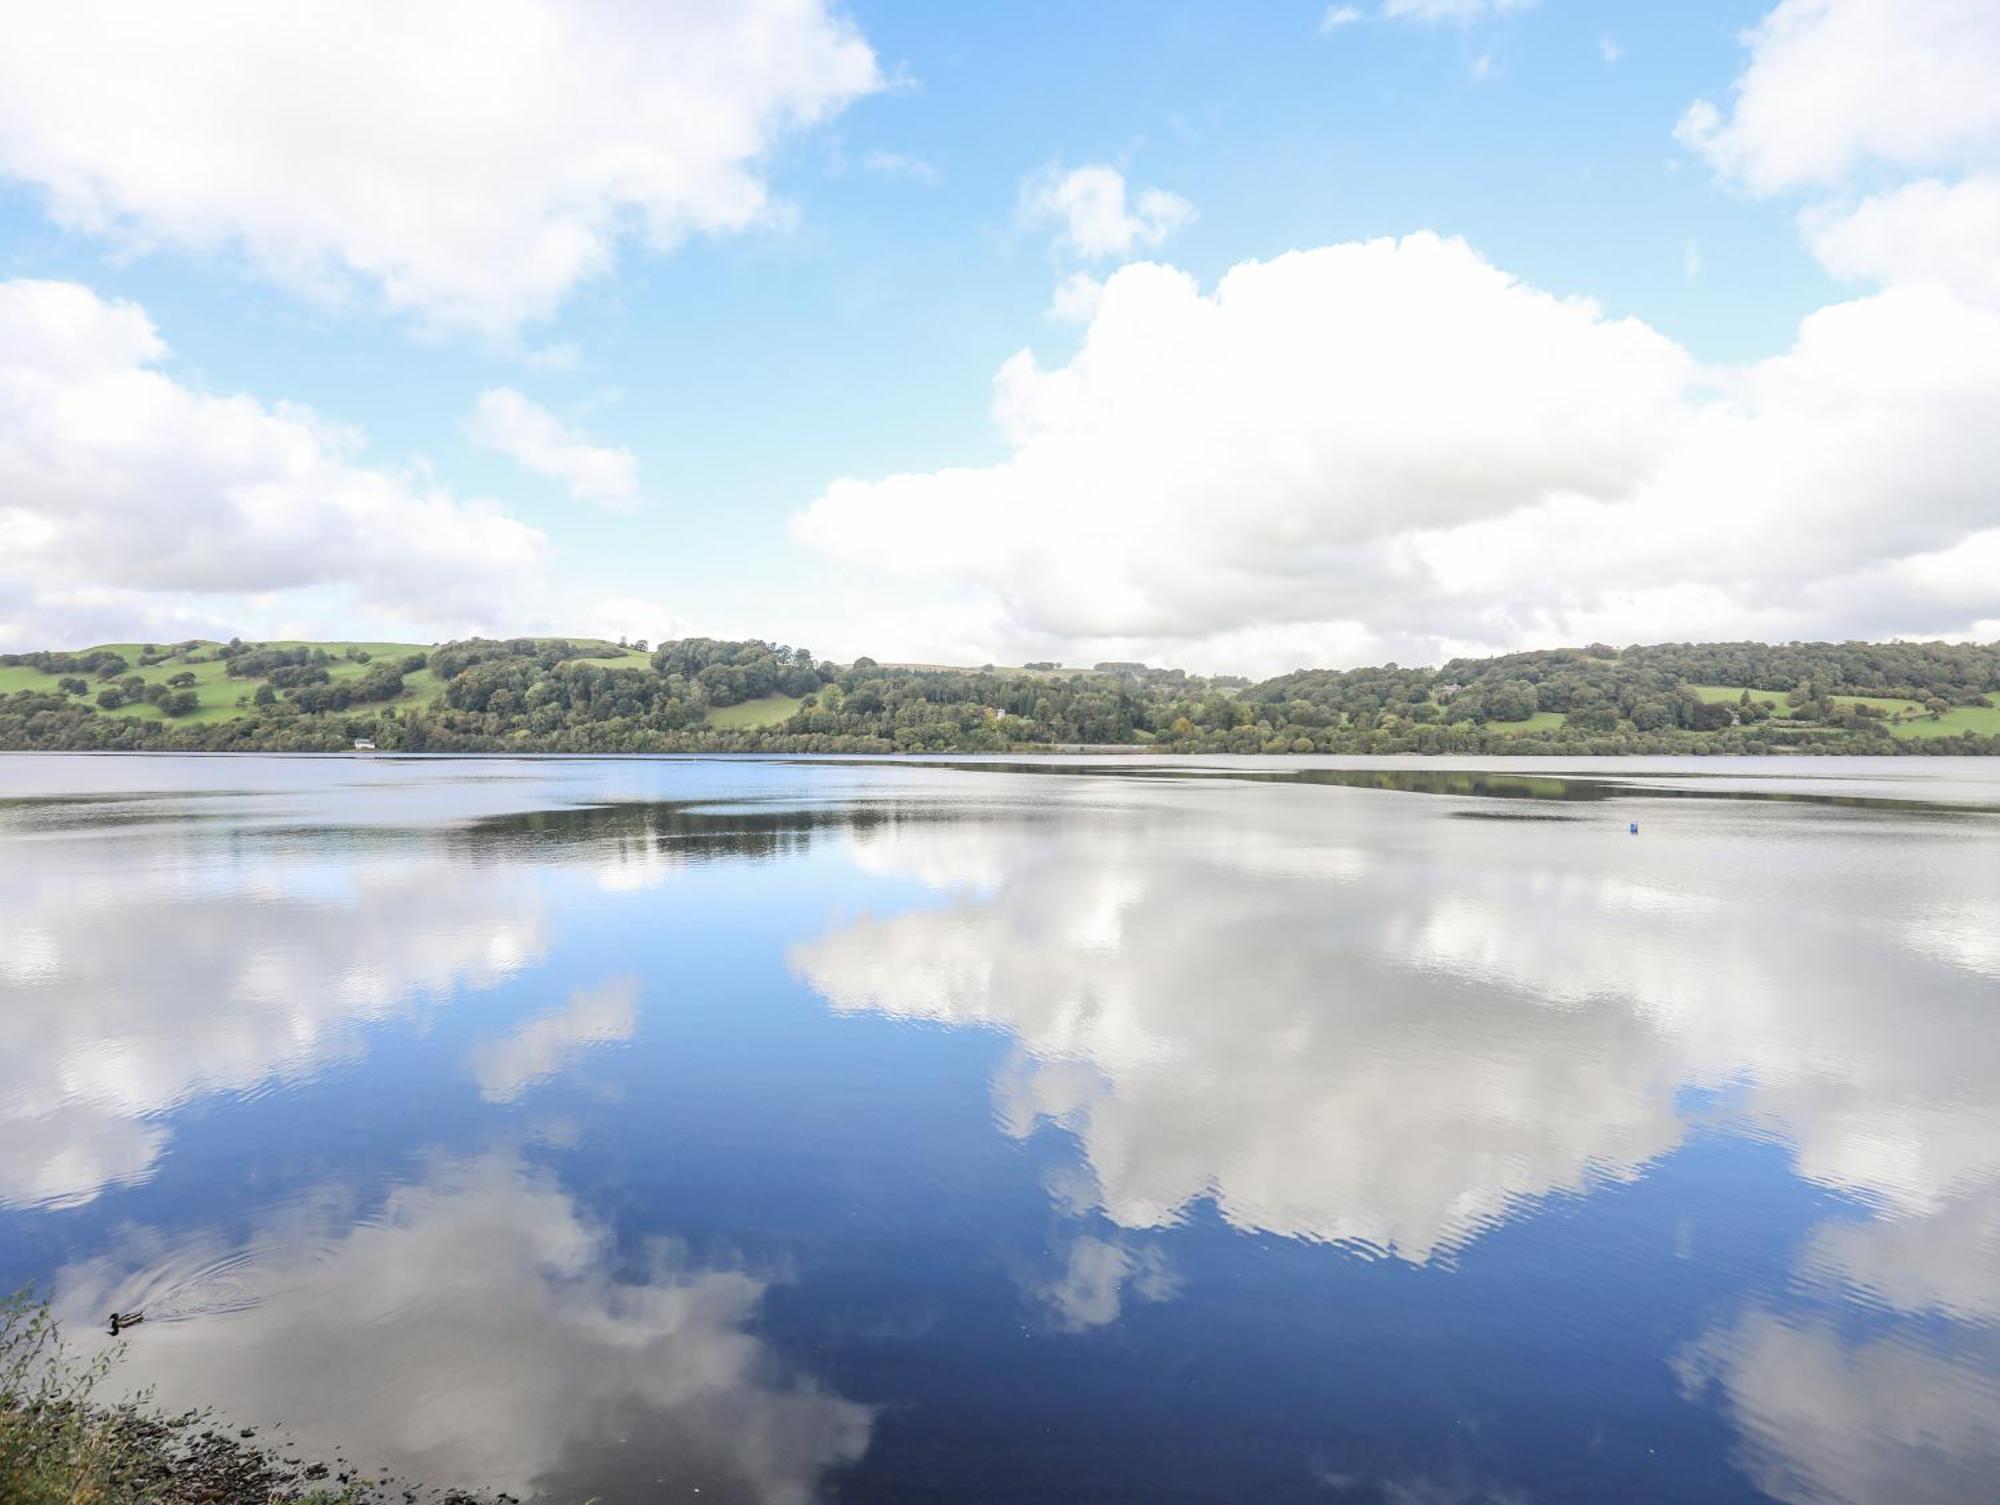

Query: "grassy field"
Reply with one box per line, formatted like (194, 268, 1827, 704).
(1691, 683, 1933, 715)
(0, 640, 441, 724)
(0, 638, 648, 725)
(1691, 684, 1791, 707)
(1889, 700, 2000, 739)
(1492, 710, 1568, 734)
(1692, 682, 2000, 738)
(1834, 693, 1927, 714)
(1692, 684, 1791, 709)
(703, 692, 805, 730)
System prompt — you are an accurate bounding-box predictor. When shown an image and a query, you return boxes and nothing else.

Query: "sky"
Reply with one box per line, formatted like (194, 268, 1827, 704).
(1, 0, 1996, 675)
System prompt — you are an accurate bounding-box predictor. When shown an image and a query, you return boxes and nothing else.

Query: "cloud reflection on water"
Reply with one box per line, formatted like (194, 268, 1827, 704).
(0, 841, 545, 1209)
(7, 762, 2000, 1504)
(794, 792, 1691, 1260)
(1029, 1233, 1181, 1332)
(468, 975, 640, 1102)
(1678, 1311, 2000, 1505)
(792, 777, 2000, 1505)
(57, 1152, 872, 1505)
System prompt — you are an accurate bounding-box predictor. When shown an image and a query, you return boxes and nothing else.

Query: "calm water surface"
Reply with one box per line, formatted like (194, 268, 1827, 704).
(3, 754, 1997, 1503)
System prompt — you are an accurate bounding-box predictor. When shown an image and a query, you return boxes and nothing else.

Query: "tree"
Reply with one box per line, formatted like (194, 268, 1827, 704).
(1484, 679, 1538, 722)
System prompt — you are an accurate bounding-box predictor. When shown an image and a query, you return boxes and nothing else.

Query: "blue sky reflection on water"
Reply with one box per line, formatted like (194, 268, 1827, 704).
(2, 754, 1998, 1504)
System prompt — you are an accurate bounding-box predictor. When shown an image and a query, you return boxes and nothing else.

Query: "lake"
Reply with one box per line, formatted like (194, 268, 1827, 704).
(3, 753, 1997, 1504)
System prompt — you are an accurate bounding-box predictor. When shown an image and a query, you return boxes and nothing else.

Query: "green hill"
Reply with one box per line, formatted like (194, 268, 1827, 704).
(0, 640, 442, 725)
(3, 634, 1998, 755)
(0, 637, 644, 734)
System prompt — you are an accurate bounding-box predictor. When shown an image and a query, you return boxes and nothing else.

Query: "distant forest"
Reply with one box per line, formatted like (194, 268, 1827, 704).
(4, 635, 2000, 755)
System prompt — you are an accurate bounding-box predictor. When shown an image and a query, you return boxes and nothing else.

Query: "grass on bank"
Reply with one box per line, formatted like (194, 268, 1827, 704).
(0, 1291, 128, 1505)
(0, 1291, 443, 1505)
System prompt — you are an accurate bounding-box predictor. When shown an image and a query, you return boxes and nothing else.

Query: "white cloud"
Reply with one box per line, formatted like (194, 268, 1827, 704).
(1319, 5, 1365, 31)
(861, 149, 942, 185)
(1599, 34, 1623, 63)
(0, 0, 881, 334)
(521, 342, 582, 373)
(1677, 0, 2000, 332)
(1382, 0, 1535, 22)
(1047, 270, 1106, 324)
(789, 228, 2000, 672)
(793, 235, 1695, 667)
(1677, 0, 2000, 195)
(467, 387, 643, 511)
(0, 280, 546, 649)
(468, 977, 639, 1101)
(1019, 165, 1195, 261)
(1804, 174, 2000, 305)
(0, 582, 248, 660)
(1660, 0, 2000, 663)
(580, 595, 686, 649)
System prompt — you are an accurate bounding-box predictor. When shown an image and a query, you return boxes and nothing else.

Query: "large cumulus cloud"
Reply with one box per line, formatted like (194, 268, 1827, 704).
(1676, 0, 2000, 193)
(790, 229, 2000, 672)
(791, 0, 2000, 673)
(0, 279, 549, 648)
(0, 0, 880, 334)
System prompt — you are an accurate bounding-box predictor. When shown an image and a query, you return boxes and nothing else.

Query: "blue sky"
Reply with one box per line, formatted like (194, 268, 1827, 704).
(2, 0, 1996, 672)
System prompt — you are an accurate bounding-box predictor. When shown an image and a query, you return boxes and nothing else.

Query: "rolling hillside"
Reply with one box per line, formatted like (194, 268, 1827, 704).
(3, 634, 1998, 755)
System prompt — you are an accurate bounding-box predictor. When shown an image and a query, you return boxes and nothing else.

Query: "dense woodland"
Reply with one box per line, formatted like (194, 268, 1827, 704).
(3, 635, 1999, 755)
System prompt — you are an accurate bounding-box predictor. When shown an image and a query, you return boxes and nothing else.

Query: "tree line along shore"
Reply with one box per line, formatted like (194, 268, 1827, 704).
(3, 635, 1999, 756)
